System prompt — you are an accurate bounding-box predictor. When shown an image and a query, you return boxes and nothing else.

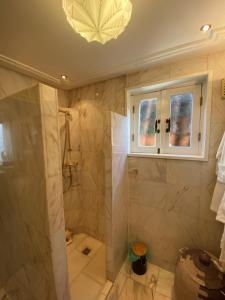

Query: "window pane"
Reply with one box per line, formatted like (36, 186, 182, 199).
(169, 93, 193, 147)
(139, 99, 157, 147)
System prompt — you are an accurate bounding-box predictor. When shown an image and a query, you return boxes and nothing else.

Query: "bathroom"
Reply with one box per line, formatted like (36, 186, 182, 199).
(1, 1, 225, 300)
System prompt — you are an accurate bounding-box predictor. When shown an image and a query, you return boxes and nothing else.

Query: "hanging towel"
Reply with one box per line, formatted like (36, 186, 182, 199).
(211, 182, 225, 212)
(211, 132, 225, 212)
(210, 132, 225, 269)
(216, 193, 225, 267)
(216, 132, 225, 183)
(217, 192, 225, 224)
(220, 227, 225, 265)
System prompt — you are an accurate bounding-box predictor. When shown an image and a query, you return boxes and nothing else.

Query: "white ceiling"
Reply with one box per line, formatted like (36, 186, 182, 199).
(1, 0, 225, 88)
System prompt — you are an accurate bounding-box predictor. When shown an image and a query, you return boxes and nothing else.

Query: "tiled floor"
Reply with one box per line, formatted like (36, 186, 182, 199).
(107, 259, 175, 300)
(67, 233, 112, 300)
(67, 234, 174, 300)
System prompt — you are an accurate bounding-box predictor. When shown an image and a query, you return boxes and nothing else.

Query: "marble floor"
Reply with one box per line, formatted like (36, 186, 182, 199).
(67, 233, 112, 300)
(107, 259, 175, 300)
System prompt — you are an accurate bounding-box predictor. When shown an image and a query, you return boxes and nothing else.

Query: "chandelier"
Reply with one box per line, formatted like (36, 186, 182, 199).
(63, 0, 132, 44)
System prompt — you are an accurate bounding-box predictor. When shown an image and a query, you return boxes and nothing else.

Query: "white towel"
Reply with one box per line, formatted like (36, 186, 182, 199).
(220, 227, 225, 264)
(216, 132, 225, 183)
(211, 132, 225, 213)
(211, 131, 225, 269)
(216, 196, 225, 268)
(211, 182, 225, 212)
(216, 192, 225, 224)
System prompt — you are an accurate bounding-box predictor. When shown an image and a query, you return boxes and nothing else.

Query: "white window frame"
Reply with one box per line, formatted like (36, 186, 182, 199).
(127, 72, 212, 161)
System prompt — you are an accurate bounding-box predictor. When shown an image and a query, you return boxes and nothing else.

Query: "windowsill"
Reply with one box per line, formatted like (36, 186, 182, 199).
(128, 152, 208, 161)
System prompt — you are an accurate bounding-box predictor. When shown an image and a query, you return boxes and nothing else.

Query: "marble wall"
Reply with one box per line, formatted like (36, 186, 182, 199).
(0, 67, 69, 300)
(104, 112, 129, 281)
(40, 84, 70, 300)
(70, 50, 225, 273)
(69, 76, 126, 242)
(127, 53, 225, 271)
(0, 66, 37, 100)
(58, 108, 82, 232)
(0, 86, 59, 300)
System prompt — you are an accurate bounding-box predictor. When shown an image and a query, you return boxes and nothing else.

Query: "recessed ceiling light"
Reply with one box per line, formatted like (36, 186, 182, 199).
(200, 24, 211, 32)
(61, 74, 68, 80)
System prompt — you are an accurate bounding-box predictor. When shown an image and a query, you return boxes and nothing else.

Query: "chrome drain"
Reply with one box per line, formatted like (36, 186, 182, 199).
(82, 247, 91, 256)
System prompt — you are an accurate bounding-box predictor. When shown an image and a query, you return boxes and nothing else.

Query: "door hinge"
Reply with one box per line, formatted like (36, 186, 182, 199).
(132, 134, 135, 141)
(198, 132, 201, 141)
(157, 148, 160, 154)
(200, 96, 203, 106)
(132, 106, 135, 114)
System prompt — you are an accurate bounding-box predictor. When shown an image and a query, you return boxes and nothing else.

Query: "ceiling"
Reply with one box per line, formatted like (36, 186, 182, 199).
(1, 0, 225, 89)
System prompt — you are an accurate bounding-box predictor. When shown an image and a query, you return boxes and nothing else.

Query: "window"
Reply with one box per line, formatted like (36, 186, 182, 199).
(129, 76, 210, 159)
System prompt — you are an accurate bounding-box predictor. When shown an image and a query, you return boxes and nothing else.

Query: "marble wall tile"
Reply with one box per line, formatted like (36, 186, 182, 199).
(58, 89, 70, 108)
(208, 122, 225, 159)
(40, 84, 70, 300)
(129, 202, 222, 272)
(104, 112, 129, 281)
(69, 110, 80, 152)
(126, 64, 170, 88)
(126, 51, 225, 272)
(64, 209, 83, 231)
(100, 77, 126, 115)
(63, 187, 82, 212)
(208, 51, 225, 124)
(42, 115, 62, 177)
(68, 76, 127, 250)
(0, 66, 37, 100)
(128, 157, 167, 183)
(0, 85, 60, 299)
(59, 104, 82, 234)
(0, 70, 86, 299)
(1, 260, 56, 300)
(69, 50, 225, 278)
(170, 55, 208, 78)
(166, 159, 202, 187)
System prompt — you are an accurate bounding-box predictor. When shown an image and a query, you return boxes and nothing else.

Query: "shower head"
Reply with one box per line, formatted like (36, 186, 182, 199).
(65, 112, 73, 121)
(58, 108, 73, 121)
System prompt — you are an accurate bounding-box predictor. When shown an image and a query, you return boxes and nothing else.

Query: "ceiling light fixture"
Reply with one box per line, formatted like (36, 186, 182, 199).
(61, 74, 68, 80)
(62, 0, 132, 44)
(200, 24, 211, 32)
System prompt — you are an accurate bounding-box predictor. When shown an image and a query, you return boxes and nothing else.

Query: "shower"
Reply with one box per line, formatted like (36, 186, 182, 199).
(59, 108, 78, 193)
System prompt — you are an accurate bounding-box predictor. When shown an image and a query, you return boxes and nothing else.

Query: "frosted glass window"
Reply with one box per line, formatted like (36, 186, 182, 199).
(130, 83, 202, 157)
(139, 99, 157, 147)
(169, 93, 193, 147)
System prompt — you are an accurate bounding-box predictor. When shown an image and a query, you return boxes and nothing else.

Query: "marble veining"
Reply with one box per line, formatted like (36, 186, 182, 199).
(0, 76, 69, 300)
(107, 259, 174, 300)
(70, 50, 225, 275)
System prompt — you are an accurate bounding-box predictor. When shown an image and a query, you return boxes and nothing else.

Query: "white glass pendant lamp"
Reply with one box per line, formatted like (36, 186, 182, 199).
(63, 0, 132, 44)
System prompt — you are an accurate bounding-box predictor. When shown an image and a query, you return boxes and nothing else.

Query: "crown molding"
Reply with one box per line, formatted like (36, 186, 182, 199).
(70, 26, 225, 88)
(1, 26, 225, 90)
(0, 55, 71, 89)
